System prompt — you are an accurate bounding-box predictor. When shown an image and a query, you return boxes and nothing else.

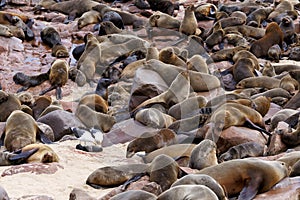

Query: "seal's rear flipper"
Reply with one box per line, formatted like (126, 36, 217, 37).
(9, 148, 39, 165)
(121, 173, 146, 191)
(37, 129, 53, 144)
(238, 176, 261, 200)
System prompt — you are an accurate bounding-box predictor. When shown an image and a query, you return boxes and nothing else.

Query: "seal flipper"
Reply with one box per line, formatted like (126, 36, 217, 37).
(120, 172, 146, 191)
(39, 85, 56, 96)
(0, 131, 5, 147)
(238, 176, 262, 200)
(37, 129, 53, 144)
(9, 148, 39, 165)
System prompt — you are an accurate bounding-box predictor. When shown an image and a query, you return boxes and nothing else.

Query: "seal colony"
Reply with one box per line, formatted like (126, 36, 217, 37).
(1, 0, 300, 199)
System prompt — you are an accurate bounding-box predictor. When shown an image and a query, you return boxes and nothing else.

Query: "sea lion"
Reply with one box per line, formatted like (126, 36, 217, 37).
(250, 22, 284, 58)
(110, 190, 157, 200)
(76, 33, 101, 86)
(157, 185, 218, 200)
(268, 109, 299, 131)
(246, 7, 273, 27)
(149, 154, 184, 191)
(39, 59, 69, 100)
(268, 0, 294, 21)
(186, 55, 208, 73)
(281, 116, 300, 147)
(75, 104, 115, 132)
(279, 75, 298, 94)
(134, 108, 175, 129)
(51, 44, 69, 58)
(21, 143, 59, 163)
(86, 163, 149, 188)
(224, 25, 265, 39)
(171, 174, 227, 200)
(98, 21, 122, 35)
(261, 61, 276, 77)
(268, 44, 281, 63)
(3, 110, 50, 152)
(16, 91, 33, 106)
(40, 26, 62, 48)
(218, 16, 245, 29)
(232, 50, 259, 70)
(189, 139, 218, 170)
(77, 10, 101, 29)
(218, 142, 264, 162)
(143, 144, 196, 164)
(48, 0, 99, 21)
(179, 5, 198, 36)
(289, 159, 300, 177)
(158, 47, 186, 68)
(210, 46, 248, 62)
(126, 128, 177, 158)
(279, 16, 296, 45)
(32, 95, 52, 120)
(0, 91, 21, 122)
(0, 148, 38, 166)
(78, 94, 108, 113)
(132, 71, 190, 112)
(13, 71, 50, 93)
(236, 76, 281, 90)
(232, 58, 256, 83)
(205, 22, 225, 49)
(194, 3, 217, 20)
(148, 12, 180, 29)
(197, 158, 288, 199)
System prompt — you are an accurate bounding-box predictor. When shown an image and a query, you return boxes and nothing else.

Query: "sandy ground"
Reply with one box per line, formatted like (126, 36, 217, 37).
(0, 140, 143, 199)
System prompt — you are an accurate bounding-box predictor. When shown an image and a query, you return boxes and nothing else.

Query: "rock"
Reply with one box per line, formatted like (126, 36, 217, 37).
(102, 119, 157, 147)
(214, 126, 268, 154)
(254, 177, 300, 200)
(37, 122, 55, 142)
(37, 110, 86, 141)
(266, 122, 289, 155)
(16, 195, 54, 200)
(69, 188, 96, 200)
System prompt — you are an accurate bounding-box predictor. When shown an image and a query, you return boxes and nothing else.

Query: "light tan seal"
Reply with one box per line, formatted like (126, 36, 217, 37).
(171, 174, 227, 200)
(157, 185, 218, 200)
(78, 94, 108, 114)
(179, 5, 198, 36)
(236, 76, 281, 90)
(134, 108, 175, 128)
(126, 128, 177, 158)
(189, 139, 218, 170)
(77, 10, 101, 29)
(158, 47, 186, 68)
(197, 158, 288, 199)
(0, 90, 21, 122)
(148, 11, 180, 29)
(21, 143, 59, 163)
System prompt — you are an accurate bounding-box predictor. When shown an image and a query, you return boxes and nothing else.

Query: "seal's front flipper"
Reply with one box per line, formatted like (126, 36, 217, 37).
(121, 173, 146, 191)
(9, 148, 39, 165)
(238, 176, 261, 200)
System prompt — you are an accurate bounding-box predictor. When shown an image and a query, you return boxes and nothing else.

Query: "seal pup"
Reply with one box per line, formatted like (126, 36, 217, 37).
(158, 47, 186, 68)
(171, 174, 227, 200)
(194, 3, 217, 20)
(21, 143, 59, 163)
(98, 21, 122, 35)
(189, 139, 218, 170)
(261, 61, 276, 77)
(232, 58, 256, 83)
(77, 10, 101, 29)
(179, 5, 198, 36)
(250, 22, 284, 58)
(134, 108, 175, 128)
(126, 128, 177, 158)
(246, 7, 273, 27)
(110, 190, 157, 200)
(86, 163, 149, 188)
(13, 70, 50, 93)
(186, 55, 208, 73)
(78, 94, 108, 113)
(268, 44, 281, 63)
(236, 76, 281, 90)
(3, 110, 51, 152)
(279, 16, 297, 45)
(157, 185, 218, 200)
(197, 158, 288, 199)
(218, 142, 264, 162)
(279, 75, 298, 94)
(0, 24, 12, 37)
(0, 91, 21, 122)
(39, 59, 69, 100)
(31, 95, 52, 120)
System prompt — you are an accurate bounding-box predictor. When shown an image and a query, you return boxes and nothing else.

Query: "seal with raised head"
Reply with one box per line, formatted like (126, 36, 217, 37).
(180, 5, 198, 36)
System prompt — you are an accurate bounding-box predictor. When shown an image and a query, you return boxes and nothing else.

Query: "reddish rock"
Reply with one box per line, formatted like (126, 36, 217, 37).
(69, 188, 96, 200)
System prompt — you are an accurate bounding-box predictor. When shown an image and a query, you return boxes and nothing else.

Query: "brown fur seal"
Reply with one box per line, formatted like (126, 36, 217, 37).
(13, 71, 50, 93)
(250, 22, 283, 58)
(158, 47, 186, 68)
(290, 159, 300, 177)
(236, 76, 281, 90)
(132, 71, 190, 112)
(51, 44, 69, 58)
(224, 33, 248, 46)
(32, 95, 52, 120)
(40, 26, 62, 48)
(279, 16, 297, 45)
(189, 139, 218, 170)
(261, 61, 276, 77)
(78, 94, 108, 114)
(77, 10, 101, 29)
(252, 96, 271, 117)
(197, 158, 288, 199)
(149, 154, 184, 191)
(218, 142, 264, 162)
(76, 33, 101, 86)
(186, 55, 208, 73)
(21, 143, 59, 163)
(268, 109, 299, 131)
(210, 46, 248, 62)
(205, 22, 225, 49)
(180, 5, 198, 36)
(86, 163, 149, 188)
(126, 128, 177, 158)
(157, 185, 218, 200)
(268, 0, 293, 21)
(143, 144, 196, 164)
(110, 190, 157, 200)
(224, 25, 265, 39)
(246, 7, 273, 27)
(194, 3, 217, 20)
(251, 88, 291, 99)
(16, 91, 33, 106)
(0, 148, 38, 166)
(3, 110, 50, 152)
(39, 59, 69, 100)
(268, 44, 281, 63)
(0, 24, 12, 37)
(147, 0, 178, 16)
(98, 21, 122, 35)
(134, 108, 175, 129)
(0, 91, 21, 122)
(232, 50, 259, 70)
(75, 104, 115, 132)
(279, 75, 298, 94)
(232, 58, 256, 83)
(148, 12, 180, 29)
(218, 16, 245, 29)
(171, 174, 227, 200)
(281, 116, 300, 147)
